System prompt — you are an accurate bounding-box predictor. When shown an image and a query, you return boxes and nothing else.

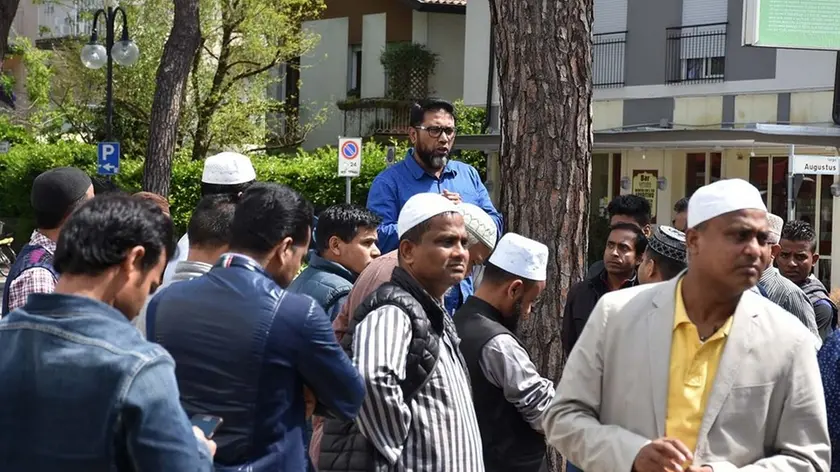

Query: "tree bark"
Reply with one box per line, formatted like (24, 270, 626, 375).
(142, 0, 201, 196)
(0, 0, 21, 69)
(487, 0, 594, 470)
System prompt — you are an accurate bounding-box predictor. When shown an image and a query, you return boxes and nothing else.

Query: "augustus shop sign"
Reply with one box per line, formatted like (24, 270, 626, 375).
(632, 170, 658, 222)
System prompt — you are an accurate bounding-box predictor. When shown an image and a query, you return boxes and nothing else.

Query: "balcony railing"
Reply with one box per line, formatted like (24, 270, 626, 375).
(337, 98, 413, 138)
(593, 31, 626, 88)
(665, 22, 727, 85)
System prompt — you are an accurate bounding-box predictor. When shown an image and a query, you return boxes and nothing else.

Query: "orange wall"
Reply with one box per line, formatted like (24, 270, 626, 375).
(322, 0, 413, 44)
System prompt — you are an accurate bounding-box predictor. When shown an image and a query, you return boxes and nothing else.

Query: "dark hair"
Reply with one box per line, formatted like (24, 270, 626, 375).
(674, 197, 689, 214)
(35, 194, 89, 230)
(607, 195, 652, 227)
(409, 98, 456, 128)
(201, 180, 255, 198)
(781, 220, 817, 252)
(481, 261, 537, 289)
(133, 192, 170, 218)
(54, 194, 175, 276)
(188, 194, 238, 249)
(609, 222, 648, 254)
(229, 182, 314, 255)
(645, 246, 686, 280)
(92, 176, 123, 195)
(400, 211, 460, 244)
(315, 204, 381, 255)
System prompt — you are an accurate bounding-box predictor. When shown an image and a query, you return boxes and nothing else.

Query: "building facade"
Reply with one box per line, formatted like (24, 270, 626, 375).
(460, 0, 840, 288)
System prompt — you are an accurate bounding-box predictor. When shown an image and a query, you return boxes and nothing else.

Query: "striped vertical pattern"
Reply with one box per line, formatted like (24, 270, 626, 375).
(353, 305, 484, 471)
(760, 267, 821, 339)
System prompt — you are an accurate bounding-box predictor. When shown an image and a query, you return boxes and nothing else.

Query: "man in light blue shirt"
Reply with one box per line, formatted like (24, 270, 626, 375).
(367, 98, 502, 314)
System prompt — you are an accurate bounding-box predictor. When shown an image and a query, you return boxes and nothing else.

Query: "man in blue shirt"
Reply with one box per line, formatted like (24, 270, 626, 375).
(367, 98, 503, 313)
(0, 194, 215, 471)
(149, 183, 365, 472)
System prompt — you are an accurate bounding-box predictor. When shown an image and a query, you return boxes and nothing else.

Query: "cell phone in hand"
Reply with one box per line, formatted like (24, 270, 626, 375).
(190, 414, 224, 439)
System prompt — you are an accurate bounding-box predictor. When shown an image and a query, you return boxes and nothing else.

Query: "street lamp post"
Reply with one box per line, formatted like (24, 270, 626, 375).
(80, 2, 140, 142)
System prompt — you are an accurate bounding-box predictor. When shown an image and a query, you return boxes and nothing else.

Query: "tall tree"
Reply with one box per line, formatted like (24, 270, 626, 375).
(487, 0, 594, 470)
(142, 0, 201, 196)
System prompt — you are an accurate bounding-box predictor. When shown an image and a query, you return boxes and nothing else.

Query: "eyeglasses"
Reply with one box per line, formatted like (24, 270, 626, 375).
(414, 125, 457, 138)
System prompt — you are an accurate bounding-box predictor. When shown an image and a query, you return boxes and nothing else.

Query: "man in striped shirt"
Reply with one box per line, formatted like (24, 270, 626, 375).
(759, 213, 821, 344)
(335, 192, 484, 471)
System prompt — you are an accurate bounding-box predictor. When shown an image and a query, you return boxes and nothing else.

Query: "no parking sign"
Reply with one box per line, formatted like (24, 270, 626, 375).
(338, 138, 362, 177)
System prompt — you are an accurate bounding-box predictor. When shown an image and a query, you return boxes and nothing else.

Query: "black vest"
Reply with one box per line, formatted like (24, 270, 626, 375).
(454, 296, 546, 472)
(319, 267, 443, 472)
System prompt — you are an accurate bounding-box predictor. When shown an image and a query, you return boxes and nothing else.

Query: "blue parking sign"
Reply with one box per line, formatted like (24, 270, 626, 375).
(97, 142, 120, 176)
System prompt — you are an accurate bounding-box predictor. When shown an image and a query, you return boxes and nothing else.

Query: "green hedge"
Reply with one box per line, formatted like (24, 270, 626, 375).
(0, 141, 406, 245)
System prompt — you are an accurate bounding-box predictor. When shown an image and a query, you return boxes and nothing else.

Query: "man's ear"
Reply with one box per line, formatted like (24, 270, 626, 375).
(771, 244, 782, 259)
(328, 235, 342, 256)
(643, 225, 652, 238)
(123, 245, 146, 272)
(813, 253, 821, 265)
(408, 127, 418, 146)
(399, 239, 416, 265)
(507, 279, 524, 299)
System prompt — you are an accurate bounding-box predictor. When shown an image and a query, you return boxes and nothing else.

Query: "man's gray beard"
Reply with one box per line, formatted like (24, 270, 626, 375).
(417, 147, 449, 170)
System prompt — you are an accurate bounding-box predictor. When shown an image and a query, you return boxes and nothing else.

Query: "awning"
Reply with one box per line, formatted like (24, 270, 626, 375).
(450, 124, 840, 152)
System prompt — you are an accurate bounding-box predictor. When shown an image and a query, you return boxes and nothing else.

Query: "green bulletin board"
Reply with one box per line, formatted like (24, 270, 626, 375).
(743, 0, 840, 50)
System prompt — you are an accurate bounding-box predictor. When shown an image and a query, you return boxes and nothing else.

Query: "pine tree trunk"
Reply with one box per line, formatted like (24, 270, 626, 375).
(142, 0, 201, 196)
(487, 0, 594, 470)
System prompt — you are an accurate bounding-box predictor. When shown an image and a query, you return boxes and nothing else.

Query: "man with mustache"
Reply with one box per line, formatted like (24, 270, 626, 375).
(545, 178, 829, 472)
(454, 233, 552, 472)
(320, 192, 483, 471)
(562, 222, 646, 357)
(367, 98, 503, 315)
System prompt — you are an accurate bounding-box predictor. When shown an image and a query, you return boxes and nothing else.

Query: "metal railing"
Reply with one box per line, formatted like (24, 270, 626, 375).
(593, 31, 627, 88)
(665, 22, 727, 84)
(339, 99, 413, 137)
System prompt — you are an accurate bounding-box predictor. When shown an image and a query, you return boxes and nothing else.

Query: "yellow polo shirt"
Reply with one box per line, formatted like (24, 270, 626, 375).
(665, 279, 733, 457)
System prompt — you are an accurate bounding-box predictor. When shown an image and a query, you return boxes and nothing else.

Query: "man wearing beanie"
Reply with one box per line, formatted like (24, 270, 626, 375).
(1, 167, 93, 315)
(162, 151, 256, 283)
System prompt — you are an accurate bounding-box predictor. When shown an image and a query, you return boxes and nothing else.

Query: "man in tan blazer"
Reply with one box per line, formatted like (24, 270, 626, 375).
(545, 178, 829, 472)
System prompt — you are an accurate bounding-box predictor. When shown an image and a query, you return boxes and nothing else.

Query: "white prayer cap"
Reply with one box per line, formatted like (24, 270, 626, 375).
(488, 233, 549, 281)
(397, 193, 460, 238)
(459, 203, 497, 249)
(767, 213, 784, 244)
(202, 152, 257, 185)
(687, 178, 767, 229)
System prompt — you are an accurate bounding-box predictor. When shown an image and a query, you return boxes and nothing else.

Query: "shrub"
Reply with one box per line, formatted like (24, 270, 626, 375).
(0, 141, 404, 244)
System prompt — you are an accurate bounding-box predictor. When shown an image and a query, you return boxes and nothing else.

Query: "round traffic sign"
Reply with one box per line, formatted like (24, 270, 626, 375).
(341, 141, 359, 160)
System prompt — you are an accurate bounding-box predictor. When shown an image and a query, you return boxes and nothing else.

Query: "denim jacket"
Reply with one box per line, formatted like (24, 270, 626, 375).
(0, 293, 213, 471)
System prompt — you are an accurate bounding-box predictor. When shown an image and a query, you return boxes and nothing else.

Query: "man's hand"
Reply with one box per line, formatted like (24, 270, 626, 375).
(632, 438, 693, 472)
(441, 189, 462, 204)
(192, 426, 217, 457)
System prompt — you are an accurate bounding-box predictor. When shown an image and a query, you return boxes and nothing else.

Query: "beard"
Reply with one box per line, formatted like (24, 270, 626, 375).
(415, 144, 449, 170)
(501, 298, 524, 332)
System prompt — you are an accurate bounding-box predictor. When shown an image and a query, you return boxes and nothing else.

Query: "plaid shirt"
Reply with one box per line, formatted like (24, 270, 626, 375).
(6, 231, 57, 313)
